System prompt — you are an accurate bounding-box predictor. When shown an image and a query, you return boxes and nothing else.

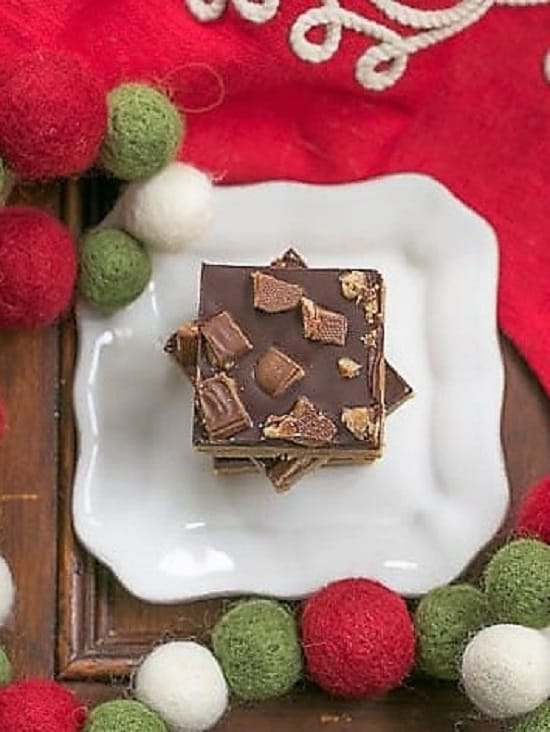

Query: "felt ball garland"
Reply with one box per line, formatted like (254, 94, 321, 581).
(301, 578, 415, 699)
(85, 700, 167, 732)
(516, 475, 550, 544)
(414, 584, 490, 680)
(212, 598, 303, 701)
(78, 228, 152, 312)
(100, 84, 184, 181)
(0, 207, 76, 329)
(0, 50, 107, 181)
(483, 539, 550, 629)
(0, 679, 87, 732)
(0, 48, 548, 732)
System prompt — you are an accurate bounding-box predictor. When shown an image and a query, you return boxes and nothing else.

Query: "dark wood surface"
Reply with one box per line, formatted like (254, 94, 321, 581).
(0, 182, 548, 731)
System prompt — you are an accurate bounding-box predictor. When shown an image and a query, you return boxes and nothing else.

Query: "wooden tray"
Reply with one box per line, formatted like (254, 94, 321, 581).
(0, 180, 549, 730)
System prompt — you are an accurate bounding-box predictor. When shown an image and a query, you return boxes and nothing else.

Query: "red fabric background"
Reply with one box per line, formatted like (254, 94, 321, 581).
(0, 0, 548, 392)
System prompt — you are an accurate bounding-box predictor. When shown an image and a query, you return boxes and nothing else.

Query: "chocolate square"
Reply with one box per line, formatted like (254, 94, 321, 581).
(193, 261, 385, 458)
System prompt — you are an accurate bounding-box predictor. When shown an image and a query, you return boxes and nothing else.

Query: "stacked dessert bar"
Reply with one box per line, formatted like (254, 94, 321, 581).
(165, 250, 412, 491)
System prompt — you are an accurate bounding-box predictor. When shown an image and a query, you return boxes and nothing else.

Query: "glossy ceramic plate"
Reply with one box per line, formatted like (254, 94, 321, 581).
(73, 174, 508, 603)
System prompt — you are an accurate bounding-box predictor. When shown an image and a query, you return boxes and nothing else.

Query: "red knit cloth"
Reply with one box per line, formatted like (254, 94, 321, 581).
(301, 578, 415, 698)
(0, 1, 548, 390)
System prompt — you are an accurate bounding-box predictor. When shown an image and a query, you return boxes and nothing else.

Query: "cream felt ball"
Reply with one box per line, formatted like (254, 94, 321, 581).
(134, 641, 228, 732)
(461, 624, 550, 719)
(0, 557, 14, 626)
(114, 163, 213, 252)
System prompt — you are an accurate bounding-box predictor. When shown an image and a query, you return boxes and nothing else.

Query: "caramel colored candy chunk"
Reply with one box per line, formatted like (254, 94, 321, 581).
(270, 248, 308, 269)
(255, 347, 305, 397)
(341, 406, 381, 443)
(263, 396, 337, 446)
(337, 357, 362, 379)
(252, 272, 304, 313)
(340, 270, 382, 324)
(201, 311, 252, 369)
(340, 270, 366, 301)
(164, 320, 200, 381)
(197, 373, 252, 439)
(301, 297, 348, 346)
(267, 456, 327, 493)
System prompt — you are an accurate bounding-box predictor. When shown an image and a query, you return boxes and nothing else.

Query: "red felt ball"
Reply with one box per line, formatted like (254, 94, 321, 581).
(0, 50, 107, 180)
(0, 206, 76, 328)
(0, 679, 86, 731)
(301, 578, 415, 699)
(516, 474, 550, 544)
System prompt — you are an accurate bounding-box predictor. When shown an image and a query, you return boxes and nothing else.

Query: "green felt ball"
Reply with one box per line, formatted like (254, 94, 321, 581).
(100, 83, 183, 181)
(484, 539, 550, 629)
(414, 584, 490, 680)
(85, 700, 167, 732)
(0, 647, 12, 686)
(513, 702, 550, 732)
(78, 228, 151, 312)
(212, 598, 303, 701)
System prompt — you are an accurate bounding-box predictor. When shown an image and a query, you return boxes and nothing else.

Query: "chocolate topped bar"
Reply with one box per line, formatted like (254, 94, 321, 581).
(192, 261, 385, 457)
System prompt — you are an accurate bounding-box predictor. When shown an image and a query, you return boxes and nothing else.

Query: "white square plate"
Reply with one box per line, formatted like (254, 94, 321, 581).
(73, 174, 508, 603)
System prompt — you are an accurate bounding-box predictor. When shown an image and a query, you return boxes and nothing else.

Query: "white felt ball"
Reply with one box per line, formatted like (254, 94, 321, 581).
(461, 624, 550, 719)
(135, 641, 228, 732)
(0, 557, 14, 626)
(113, 162, 213, 252)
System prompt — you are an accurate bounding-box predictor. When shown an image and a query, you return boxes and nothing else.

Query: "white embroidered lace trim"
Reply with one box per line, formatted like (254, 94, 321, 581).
(185, 0, 550, 90)
(185, 0, 279, 23)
